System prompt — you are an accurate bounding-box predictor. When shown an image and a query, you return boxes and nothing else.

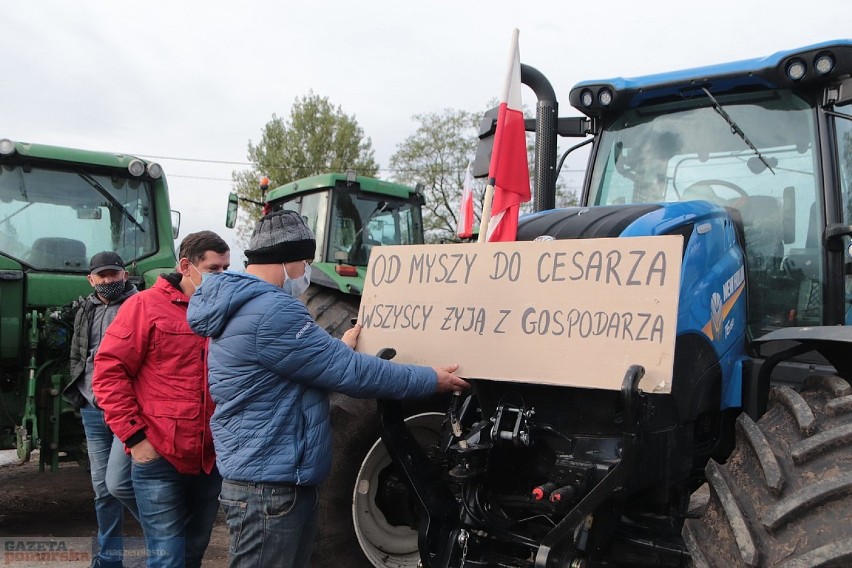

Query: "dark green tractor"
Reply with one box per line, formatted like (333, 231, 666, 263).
(0, 137, 180, 471)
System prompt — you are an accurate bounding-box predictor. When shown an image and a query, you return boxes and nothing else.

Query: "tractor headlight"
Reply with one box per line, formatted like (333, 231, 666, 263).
(146, 162, 163, 179)
(0, 138, 15, 155)
(128, 159, 146, 177)
(580, 89, 594, 108)
(814, 52, 835, 75)
(786, 58, 807, 81)
(598, 88, 613, 106)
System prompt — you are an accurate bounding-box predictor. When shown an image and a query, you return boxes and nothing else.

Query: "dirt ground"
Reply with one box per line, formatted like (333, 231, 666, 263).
(0, 451, 229, 568)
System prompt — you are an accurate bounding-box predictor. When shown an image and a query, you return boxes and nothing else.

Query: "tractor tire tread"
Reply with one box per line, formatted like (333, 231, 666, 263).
(736, 413, 783, 493)
(302, 285, 359, 339)
(684, 376, 852, 567)
(769, 386, 816, 435)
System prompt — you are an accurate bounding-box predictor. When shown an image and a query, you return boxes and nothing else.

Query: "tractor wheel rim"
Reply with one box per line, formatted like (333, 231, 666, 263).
(352, 412, 444, 568)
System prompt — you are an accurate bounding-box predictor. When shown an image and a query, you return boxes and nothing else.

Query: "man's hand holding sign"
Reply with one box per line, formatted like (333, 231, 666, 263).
(344, 323, 470, 393)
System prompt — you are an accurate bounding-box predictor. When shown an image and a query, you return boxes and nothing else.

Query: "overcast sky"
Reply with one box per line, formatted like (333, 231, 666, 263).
(4, 0, 849, 264)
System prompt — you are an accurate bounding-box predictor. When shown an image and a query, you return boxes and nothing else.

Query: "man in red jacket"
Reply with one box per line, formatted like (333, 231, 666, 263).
(93, 230, 230, 568)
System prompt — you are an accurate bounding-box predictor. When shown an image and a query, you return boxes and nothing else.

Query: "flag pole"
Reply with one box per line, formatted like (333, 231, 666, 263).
(477, 181, 495, 243)
(479, 28, 523, 244)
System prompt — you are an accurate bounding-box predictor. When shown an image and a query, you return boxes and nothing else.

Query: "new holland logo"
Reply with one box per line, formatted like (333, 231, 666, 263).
(710, 292, 723, 340)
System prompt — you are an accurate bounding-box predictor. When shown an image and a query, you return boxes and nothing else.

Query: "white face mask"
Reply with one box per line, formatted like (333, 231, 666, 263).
(282, 261, 311, 297)
(190, 263, 216, 294)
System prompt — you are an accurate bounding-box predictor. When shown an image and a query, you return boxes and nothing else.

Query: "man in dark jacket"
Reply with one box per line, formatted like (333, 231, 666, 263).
(64, 251, 138, 568)
(187, 211, 469, 568)
(93, 231, 230, 568)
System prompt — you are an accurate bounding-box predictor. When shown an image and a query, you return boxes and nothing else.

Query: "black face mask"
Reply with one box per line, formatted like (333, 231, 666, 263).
(95, 281, 125, 302)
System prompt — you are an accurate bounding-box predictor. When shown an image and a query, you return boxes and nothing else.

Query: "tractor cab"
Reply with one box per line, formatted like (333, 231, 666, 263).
(572, 44, 852, 338)
(263, 173, 424, 268)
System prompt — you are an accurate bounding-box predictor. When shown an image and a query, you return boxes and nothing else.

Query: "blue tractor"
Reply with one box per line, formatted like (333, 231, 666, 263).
(373, 41, 852, 567)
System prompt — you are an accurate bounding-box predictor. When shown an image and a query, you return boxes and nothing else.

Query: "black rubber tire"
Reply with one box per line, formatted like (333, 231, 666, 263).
(683, 375, 852, 567)
(300, 285, 369, 565)
(302, 284, 360, 339)
(312, 394, 379, 568)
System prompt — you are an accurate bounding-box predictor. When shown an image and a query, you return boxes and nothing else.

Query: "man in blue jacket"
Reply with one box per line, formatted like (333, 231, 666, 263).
(187, 210, 468, 568)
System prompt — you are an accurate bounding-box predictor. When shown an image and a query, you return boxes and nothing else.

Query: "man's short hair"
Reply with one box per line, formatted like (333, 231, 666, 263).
(178, 231, 230, 264)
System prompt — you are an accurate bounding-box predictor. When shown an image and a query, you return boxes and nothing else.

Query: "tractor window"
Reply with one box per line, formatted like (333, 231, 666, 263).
(834, 105, 852, 324)
(329, 191, 422, 266)
(0, 165, 156, 271)
(588, 90, 824, 337)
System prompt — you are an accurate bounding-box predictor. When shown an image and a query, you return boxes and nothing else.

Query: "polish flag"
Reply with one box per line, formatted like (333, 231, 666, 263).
(457, 161, 475, 238)
(485, 29, 530, 242)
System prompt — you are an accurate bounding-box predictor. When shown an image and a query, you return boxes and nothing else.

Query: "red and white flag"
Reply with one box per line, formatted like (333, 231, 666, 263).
(484, 29, 530, 242)
(457, 160, 475, 238)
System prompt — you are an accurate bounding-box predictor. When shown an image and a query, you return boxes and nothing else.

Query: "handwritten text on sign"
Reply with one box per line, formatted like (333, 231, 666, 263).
(355, 236, 682, 392)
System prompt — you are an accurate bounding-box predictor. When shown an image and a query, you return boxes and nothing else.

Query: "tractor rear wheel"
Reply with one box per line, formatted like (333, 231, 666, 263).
(683, 375, 852, 567)
(302, 283, 360, 338)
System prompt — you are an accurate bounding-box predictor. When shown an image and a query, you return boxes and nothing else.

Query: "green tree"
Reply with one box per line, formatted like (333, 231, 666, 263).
(231, 92, 378, 240)
(389, 109, 482, 243)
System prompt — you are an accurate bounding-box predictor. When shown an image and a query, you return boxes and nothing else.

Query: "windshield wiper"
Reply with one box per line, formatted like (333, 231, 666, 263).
(77, 172, 145, 233)
(353, 201, 390, 241)
(701, 86, 775, 174)
(0, 202, 34, 228)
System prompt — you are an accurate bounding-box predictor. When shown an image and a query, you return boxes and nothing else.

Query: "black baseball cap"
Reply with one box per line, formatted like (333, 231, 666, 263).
(89, 251, 125, 274)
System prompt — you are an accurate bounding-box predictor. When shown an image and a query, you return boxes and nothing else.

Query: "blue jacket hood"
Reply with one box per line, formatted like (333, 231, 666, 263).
(187, 271, 277, 338)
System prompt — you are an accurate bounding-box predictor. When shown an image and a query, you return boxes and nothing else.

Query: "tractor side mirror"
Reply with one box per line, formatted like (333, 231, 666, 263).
(170, 210, 181, 239)
(472, 106, 500, 178)
(833, 77, 852, 107)
(225, 193, 239, 229)
(472, 106, 587, 178)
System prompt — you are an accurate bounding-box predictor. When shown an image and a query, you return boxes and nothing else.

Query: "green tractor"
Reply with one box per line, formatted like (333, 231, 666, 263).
(226, 172, 426, 336)
(0, 137, 180, 471)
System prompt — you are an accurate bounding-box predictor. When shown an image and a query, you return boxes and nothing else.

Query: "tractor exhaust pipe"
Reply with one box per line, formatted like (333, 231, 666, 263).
(521, 64, 558, 213)
(473, 63, 559, 214)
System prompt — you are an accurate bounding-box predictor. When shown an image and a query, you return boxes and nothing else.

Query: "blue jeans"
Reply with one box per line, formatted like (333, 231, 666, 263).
(219, 479, 318, 568)
(80, 406, 139, 565)
(131, 457, 221, 568)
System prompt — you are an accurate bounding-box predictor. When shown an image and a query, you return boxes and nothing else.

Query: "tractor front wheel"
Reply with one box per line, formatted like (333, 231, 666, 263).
(311, 397, 446, 568)
(683, 375, 852, 567)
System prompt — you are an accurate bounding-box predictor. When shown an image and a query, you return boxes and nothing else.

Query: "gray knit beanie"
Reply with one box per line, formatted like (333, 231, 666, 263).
(245, 210, 316, 265)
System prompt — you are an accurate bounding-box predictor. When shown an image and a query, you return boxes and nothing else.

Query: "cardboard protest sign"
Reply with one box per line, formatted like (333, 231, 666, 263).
(354, 236, 682, 393)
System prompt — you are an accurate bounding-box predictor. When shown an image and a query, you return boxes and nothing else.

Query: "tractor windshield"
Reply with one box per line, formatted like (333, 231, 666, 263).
(269, 187, 423, 267)
(0, 164, 157, 271)
(328, 190, 423, 266)
(587, 89, 824, 337)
